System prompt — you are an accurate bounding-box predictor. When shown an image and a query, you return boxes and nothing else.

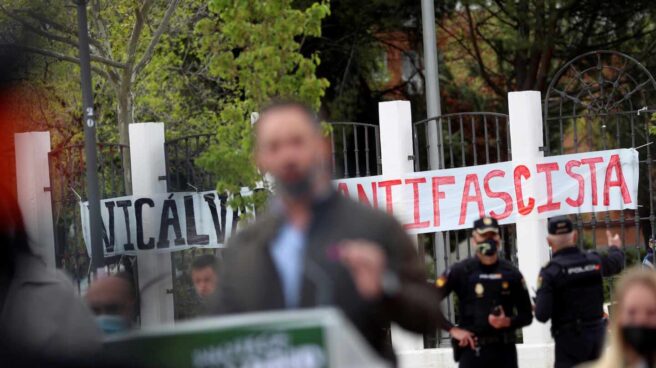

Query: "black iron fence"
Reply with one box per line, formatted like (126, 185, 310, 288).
(48, 143, 131, 292)
(413, 112, 511, 172)
(162, 123, 382, 187)
(329, 122, 381, 179)
(164, 133, 217, 192)
(544, 50, 656, 257)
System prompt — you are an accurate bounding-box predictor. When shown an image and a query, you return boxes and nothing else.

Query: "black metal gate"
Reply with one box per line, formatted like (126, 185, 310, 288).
(544, 50, 656, 260)
(413, 112, 516, 266)
(48, 143, 131, 293)
(329, 122, 382, 179)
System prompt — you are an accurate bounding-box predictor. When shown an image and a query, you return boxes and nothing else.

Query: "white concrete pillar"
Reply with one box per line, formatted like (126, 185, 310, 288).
(379, 101, 425, 351)
(15, 132, 56, 268)
(379, 101, 415, 176)
(508, 91, 552, 344)
(129, 123, 175, 326)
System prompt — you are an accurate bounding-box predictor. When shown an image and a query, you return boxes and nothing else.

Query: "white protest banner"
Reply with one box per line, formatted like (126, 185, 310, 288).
(82, 148, 638, 256)
(334, 148, 639, 234)
(81, 190, 248, 257)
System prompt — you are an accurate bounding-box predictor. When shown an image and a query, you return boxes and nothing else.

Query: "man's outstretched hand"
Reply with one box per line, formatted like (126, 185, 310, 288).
(606, 230, 622, 248)
(339, 240, 386, 299)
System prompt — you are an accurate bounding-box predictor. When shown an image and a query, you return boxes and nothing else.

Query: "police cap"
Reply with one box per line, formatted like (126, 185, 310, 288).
(473, 216, 500, 235)
(548, 215, 574, 235)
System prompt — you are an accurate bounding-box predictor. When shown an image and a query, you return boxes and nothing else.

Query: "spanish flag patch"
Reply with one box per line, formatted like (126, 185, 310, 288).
(436, 276, 446, 288)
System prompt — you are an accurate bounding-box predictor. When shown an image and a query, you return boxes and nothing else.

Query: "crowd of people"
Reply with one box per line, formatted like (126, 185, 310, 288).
(1, 99, 656, 368)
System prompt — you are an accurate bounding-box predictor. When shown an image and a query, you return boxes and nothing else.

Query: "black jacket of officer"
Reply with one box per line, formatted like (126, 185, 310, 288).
(436, 216, 533, 368)
(535, 216, 625, 368)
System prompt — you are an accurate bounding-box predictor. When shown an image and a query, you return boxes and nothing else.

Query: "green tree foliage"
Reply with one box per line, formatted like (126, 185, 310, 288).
(194, 0, 330, 209)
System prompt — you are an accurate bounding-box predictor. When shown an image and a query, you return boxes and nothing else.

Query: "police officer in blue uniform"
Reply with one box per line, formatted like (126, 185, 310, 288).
(435, 216, 533, 368)
(535, 216, 625, 368)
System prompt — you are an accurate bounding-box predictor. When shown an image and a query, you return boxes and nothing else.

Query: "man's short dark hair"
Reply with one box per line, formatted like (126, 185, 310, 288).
(192, 254, 219, 272)
(256, 98, 321, 130)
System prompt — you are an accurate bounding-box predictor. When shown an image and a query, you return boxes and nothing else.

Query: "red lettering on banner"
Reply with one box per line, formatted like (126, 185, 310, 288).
(459, 174, 485, 225)
(514, 165, 535, 216)
(432, 176, 455, 227)
(356, 183, 378, 209)
(484, 169, 513, 220)
(378, 179, 402, 214)
(603, 154, 632, 205)
(537, 162, 561, 213)
(565, 160, 584, 207)
(403, 178, 430, 230)
(337, 182, 349, 196)
(581, 157, 604, 205)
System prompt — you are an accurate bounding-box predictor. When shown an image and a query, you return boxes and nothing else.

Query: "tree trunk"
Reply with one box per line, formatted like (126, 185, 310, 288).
(117, 81, 133, 195)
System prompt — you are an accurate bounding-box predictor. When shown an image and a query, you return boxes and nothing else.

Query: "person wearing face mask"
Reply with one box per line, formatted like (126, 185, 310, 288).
(84, 273, 136, 335)
(535, 216, 625, 368)
(435, 216, 533, 368)
(585, 267, 656, 368)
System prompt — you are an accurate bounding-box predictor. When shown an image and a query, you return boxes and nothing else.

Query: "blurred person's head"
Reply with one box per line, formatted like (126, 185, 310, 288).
(593, 268, 656, 368)
(191, 254, 219, 298)
(254, 99, 331, 202)
(85, 273, 135, 334)
(471, 216, 501, 265)
(546, 216, 577, 253)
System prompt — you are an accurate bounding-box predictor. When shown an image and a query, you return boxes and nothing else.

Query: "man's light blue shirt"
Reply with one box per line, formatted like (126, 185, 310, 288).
(270, 223, 306, 308)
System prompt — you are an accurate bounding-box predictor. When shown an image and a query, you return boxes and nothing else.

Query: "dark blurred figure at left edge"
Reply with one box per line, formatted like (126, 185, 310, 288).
(0, 33, 138, 368)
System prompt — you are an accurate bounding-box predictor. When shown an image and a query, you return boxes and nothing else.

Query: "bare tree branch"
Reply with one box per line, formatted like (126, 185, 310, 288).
(134, 0, 180, 75)
(0, 6, 80, 48)
(90, 0, 120, 84)
(17, 7, 107, 54)
(1, 44, 109, 79)
(125, 0, 155, 73)
(1, 5, 126, 69)
(464, 6, 505, 97)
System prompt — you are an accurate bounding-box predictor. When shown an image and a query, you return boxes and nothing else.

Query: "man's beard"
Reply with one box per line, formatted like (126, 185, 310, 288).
(276, 167, 318, 200)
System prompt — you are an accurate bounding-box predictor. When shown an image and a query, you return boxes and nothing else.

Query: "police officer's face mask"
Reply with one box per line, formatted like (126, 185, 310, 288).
(622, 326, 656, 361)
(476, 238, 498, 256)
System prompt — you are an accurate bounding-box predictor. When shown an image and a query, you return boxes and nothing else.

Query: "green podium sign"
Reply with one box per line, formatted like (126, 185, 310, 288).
(104, 308, 388, 368)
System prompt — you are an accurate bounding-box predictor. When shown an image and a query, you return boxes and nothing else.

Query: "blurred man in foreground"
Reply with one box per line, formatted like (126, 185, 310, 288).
(435, 216, 533, 368)
(191, 254, 220, 299)
(535, 216, 624, 368)
(209, 99, 440, 365)
(85, 273, 137, 335)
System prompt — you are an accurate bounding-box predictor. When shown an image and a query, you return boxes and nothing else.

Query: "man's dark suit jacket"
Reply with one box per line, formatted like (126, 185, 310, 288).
(209, 192, 441, 364)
